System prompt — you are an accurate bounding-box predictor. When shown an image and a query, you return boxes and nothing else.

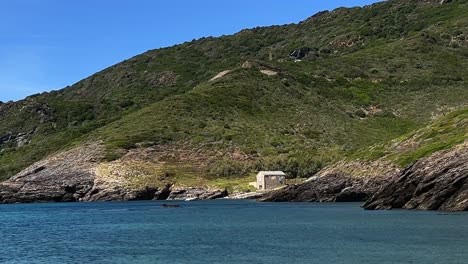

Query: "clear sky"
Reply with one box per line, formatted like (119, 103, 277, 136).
(0, 0, 381, 102)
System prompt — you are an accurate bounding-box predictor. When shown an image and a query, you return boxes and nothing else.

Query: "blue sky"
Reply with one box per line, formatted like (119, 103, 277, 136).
(0, 0, 380, 102)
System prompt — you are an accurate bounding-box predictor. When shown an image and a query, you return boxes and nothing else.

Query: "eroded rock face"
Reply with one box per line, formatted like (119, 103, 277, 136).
(364, 144, 468, 211)
(0, 143, 101, 203)
(260, 173, 386, 202)
(0, 128, 37, 150)
(167, 188, 228, 201)
(227, 192, 264, 200)
(289, 48, 311, 60)
(0, 143, 227, 204)
(80, 185, 172, 202)
(261, 160, 398, 203)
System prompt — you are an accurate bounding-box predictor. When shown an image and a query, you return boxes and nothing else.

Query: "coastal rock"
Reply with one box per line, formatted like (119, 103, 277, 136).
(167, 188, 228, 201)
(153, 184, 172, 200)
(0, 143, 100, 203)
(364, 143, 468, 211)
(81, 186, 164, 202)
(0, 143, 223, 204)
(260, 173, 386, 202)
(227, 192, 265, 200)
(261, 160, 398, 202)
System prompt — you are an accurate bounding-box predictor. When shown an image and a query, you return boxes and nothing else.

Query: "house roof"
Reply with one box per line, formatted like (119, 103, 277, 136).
(257, 171, 286, 177)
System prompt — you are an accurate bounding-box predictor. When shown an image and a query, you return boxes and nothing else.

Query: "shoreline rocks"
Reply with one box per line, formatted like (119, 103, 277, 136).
(260, 173, 387, 203)
(1, 141, 466, 211)
(261, 143, 468, 212)
(226, 192, 265, 200)
(0, 182, 230, 204)
(167, 188, 228, 201)
(364, 144, 468, 211)
(0, 143, 232, 204)
(260, 159, 398, 203)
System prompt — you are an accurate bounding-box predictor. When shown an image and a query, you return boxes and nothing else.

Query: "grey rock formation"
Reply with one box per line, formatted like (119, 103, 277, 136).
(227, 192, 265, 200)
(167, 188, 228, 201)
(260, 173, 386, 202)
(0, 143, 226, 204)
(260, 160, 398, 203)
(81, 187, 160, 202)
(0, 143, 101, 203)
(289, 48, 311, 60)
(364, 144, 468, 211)
(262, 144, 468, 211)
(0, 128, 36, 150)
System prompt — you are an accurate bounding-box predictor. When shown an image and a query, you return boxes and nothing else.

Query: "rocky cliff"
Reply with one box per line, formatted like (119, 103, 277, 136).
(262, 143, 467, 211)
(0, 143, 228, 203)
(364, 143, 468, 211)
(262, 106, 468, 211)
(261, 160, 399, 203)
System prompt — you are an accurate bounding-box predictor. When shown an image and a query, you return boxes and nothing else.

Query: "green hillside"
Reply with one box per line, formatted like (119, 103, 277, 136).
(0, 0, 467, 181)
(354, 107, 467, 166)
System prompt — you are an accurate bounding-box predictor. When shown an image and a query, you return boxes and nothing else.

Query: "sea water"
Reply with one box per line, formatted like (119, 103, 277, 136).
(0, 200, 467, 264)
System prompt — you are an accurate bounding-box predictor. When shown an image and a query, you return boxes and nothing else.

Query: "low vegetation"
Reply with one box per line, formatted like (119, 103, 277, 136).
(0, 0, 467, 183)
(352, 107, 467, 167)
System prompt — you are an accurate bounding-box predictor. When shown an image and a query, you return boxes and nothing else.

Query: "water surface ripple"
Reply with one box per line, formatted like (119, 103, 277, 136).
(0, 200, 467, 264)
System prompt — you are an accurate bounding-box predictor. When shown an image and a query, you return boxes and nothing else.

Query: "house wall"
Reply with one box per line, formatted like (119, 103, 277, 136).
(257, 176, 265, 190)
(264, 175, 285, 190)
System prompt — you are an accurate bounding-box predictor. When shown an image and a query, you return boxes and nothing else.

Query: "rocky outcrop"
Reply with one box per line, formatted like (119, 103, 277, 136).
(0, 143, 101, 203)
(0, 143, 228, 204)
(289, 48, 311, 60)
(289, 47, 333, 61)
(80, 185, 172, 202)
(261, 173, 387, 202)
(261, 160, 398, 202)
(260, 69, 278, 76)
(0, 128, 37, 149)
(210, 70, 232, 81)
(227, 192, 265, 200)
(167, 188, 228, 201)
(262, 144, 468, 211)
(364, 143, 468, 211)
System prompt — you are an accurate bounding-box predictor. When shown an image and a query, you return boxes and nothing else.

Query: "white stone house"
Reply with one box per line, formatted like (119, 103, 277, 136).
(254, 171, 286, 191)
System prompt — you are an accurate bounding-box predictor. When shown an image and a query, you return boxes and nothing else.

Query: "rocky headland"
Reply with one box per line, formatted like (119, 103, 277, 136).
(262, 143, 468, 211)
(260, 160, 399, 203)
(364, 143, 468, 211)
(1, 140, 466, 212)
(0, 143, 233, 203)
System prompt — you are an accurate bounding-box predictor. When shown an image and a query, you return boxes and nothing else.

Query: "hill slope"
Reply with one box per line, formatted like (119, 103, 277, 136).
(0, 0, 467, 200)
(262, 109, 467, 210)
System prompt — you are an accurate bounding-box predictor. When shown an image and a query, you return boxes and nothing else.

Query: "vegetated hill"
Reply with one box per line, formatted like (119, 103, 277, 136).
(318, 107, 467, 178)
(354, 107, 467, 165)
(261, 110, 467, 211)
(360, 109, 468, 211)
(0, 0, 467, 187)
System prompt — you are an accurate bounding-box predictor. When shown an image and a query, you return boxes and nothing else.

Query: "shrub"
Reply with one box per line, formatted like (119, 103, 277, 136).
(208, 159, 251, 177)
(449, 40, 460, 48)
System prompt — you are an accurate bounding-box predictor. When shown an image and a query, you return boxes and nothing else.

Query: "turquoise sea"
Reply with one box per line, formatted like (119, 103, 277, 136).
(0, 200, 467, 264)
